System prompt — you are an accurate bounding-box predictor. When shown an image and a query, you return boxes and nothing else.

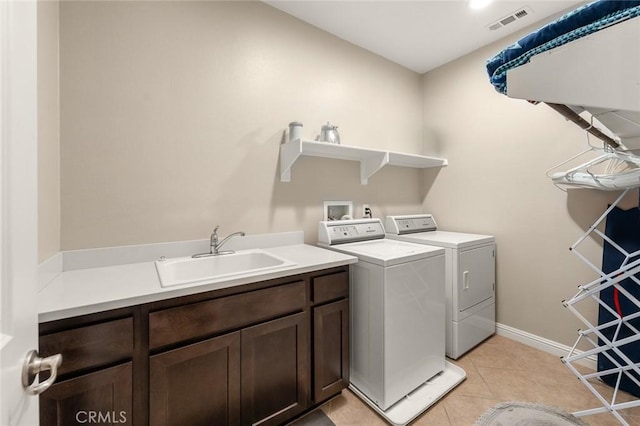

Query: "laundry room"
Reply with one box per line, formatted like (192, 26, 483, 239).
(4, 0, 639, 425)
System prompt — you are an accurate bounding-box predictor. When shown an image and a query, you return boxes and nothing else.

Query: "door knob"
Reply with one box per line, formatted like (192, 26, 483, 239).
(22, 350, 62, 395)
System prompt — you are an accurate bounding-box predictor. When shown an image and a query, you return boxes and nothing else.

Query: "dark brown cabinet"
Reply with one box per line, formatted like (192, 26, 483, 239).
(40, 363, 132, 425)
(39, 317, 134, 377)
(311, 270, 350, 404)
(149, 332, 241, 426)
(241, 312, 309, 426)
(39, 311, 136, 426)
(313, 299, 349, 403)
(39, 266, 349, 426)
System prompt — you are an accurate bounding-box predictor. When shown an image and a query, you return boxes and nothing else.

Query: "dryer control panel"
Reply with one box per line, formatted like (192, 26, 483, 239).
(318, 219, 385, 245)
(386, 214, 438, 235)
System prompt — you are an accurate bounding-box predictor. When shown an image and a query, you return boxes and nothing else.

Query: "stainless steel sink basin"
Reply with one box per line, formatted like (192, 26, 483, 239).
(155, 249, 296, 288)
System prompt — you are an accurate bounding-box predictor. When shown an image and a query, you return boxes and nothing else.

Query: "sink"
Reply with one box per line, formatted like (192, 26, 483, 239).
(155, 249, 296, 288)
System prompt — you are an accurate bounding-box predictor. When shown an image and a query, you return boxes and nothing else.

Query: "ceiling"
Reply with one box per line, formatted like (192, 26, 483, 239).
(265, 0, 583, 74)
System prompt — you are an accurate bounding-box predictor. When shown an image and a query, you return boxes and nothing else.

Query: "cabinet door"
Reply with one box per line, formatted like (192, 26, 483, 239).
(40, 362, 132, 426)
(241, 312, 309, 426)
(313, 299, 349, 403)
(149, 332, 241, 426)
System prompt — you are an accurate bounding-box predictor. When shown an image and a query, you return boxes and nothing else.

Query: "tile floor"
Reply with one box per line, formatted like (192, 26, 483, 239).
(320, 335, 640, 425)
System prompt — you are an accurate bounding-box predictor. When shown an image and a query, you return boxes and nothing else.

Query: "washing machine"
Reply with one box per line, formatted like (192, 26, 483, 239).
(318, 218, 447, 410)
(386, 214, 495, 359)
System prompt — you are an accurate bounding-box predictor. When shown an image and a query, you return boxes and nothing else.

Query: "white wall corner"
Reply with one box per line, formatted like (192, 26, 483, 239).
(497, 322, 597, 371)
(38, 251, 63, 291)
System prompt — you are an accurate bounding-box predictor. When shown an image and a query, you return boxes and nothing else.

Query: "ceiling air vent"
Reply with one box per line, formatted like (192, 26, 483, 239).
(488, 6, 533, 31)
(500, 15, 516, 25)
(514, 9, 529, 19)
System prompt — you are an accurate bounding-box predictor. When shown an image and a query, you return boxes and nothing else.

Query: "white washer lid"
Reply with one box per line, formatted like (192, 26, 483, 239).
(324, 239, 444, 267)
(389, 230, 494, 249)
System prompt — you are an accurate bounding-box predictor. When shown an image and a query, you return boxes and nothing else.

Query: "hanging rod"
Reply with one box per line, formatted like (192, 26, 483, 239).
(545, 103, 620, 149)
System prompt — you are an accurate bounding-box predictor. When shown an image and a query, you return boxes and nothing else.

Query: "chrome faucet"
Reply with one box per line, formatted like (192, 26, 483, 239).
(192, 225, 245, 258)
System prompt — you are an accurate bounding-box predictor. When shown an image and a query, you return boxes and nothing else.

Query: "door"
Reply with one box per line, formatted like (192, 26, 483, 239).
(313, 299, 349, 403)
(40, 363, 132, 426)
(457, 244, 495, 312)
(0, 1, 44, 425)
(241, 312, 309, 426)
(149, 333, 241, 426)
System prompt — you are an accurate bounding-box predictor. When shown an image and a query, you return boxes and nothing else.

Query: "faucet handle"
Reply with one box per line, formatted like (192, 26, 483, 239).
(210, 226, 220, 246)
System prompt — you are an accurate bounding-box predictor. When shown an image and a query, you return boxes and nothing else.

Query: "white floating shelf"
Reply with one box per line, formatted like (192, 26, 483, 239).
(280, 139, 448, 185)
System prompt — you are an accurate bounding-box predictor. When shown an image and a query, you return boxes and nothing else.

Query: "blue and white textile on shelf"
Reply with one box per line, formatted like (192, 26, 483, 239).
(486, 0, 640, 95)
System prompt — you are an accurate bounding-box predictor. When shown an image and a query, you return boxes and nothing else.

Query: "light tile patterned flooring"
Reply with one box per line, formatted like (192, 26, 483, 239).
(321, 335, 640, 425)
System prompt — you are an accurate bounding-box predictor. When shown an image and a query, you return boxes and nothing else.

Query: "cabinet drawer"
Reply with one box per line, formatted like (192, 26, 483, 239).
(149, 281, 306, 350)
(39, 317, 134, 377)
(312, 271, 348, 305)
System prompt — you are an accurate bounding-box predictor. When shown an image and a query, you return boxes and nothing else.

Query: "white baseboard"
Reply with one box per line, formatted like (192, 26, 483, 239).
(496, 322, 597, 370)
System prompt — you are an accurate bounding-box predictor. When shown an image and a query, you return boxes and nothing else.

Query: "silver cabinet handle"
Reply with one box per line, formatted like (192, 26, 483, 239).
(22, 350, 62, 395)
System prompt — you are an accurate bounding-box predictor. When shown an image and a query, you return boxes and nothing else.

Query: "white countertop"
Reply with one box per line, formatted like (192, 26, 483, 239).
(38, 238, 357, 323)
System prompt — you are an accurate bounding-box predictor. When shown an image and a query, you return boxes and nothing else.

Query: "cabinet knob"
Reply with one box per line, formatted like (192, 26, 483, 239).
(21, 349, 62, 395)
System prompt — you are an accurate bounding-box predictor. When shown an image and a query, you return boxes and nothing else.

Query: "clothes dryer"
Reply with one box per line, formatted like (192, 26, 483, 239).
(386, 214, 495, 359)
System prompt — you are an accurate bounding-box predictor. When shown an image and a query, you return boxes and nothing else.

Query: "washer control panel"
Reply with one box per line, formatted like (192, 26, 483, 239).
(318, 219, 385, 245)
(385, 214, 437, 235)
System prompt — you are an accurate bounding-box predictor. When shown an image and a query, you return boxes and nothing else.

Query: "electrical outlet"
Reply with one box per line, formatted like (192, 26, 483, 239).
(363, 204, 371, 218)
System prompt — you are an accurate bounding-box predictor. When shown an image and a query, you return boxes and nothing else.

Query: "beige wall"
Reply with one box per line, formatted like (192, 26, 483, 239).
(38, 0, 60, 262)
(48, 0, 626, 346)
(59, 1, 424, 250)
(421, 30, 637, 347)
